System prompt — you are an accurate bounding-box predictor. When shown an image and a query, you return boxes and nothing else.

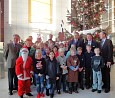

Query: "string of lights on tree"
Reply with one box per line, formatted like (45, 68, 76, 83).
(66, 0, 106, 31)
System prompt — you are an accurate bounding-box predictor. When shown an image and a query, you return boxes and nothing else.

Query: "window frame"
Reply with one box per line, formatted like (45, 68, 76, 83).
(28, 0, 52, 24)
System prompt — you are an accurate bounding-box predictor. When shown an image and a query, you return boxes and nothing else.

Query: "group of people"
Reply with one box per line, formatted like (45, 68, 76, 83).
(4, 30, 114, 98)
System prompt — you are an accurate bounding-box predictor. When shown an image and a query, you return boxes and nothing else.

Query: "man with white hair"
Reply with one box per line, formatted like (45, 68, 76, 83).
(15, 46, 33, 98)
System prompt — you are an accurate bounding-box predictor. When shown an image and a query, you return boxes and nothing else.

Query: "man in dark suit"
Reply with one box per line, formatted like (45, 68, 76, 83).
(85, 33, 98, 52)
(99, 31, 113, 93)
(68, 32, 84, 51)
(4, 34, 22, 95)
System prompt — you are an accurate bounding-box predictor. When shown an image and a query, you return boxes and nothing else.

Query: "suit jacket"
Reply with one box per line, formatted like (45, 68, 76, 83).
(4, 42, 22, 68)
(85, 40, 98, 52)
(68, 39, 84, 50)
(99, 39, 113, 63)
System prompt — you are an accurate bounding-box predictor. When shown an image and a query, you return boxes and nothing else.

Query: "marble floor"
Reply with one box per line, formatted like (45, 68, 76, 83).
(0, 64, 115, 98)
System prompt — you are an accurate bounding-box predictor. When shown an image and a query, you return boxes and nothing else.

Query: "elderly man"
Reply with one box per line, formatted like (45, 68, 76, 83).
(99, 31, 113, 93)
(68, 32, 84, 51)
(4, 34, 22, 95)
(48, 34, 53, 41)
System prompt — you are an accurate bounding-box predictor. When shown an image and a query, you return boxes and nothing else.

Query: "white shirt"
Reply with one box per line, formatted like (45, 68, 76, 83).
(88, 41, 92, 45)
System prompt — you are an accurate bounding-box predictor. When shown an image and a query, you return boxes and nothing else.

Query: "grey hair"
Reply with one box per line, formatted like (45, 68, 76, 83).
(70, 48, 76, 53)
(13, 34, 20, 38)
(58, 48, 65, 52)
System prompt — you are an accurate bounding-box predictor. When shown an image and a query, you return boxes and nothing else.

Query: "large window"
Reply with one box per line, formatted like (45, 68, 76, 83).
(101, 0, 115, 33)
(28, 0, 52, 24)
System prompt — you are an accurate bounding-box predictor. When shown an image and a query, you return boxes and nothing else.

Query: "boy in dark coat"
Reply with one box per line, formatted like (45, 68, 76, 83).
(77, 47, 85, 90)
(45, 51, 60, 98)
(84, 45, 95, 89)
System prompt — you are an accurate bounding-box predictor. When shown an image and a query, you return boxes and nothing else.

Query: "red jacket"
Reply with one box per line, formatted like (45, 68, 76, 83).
(55, 52, 59, 58)
(15, 56, 33, 80)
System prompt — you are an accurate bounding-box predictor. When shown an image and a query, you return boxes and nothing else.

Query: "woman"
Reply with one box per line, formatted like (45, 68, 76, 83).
(57, 48, 68, 93)
(67, 48, 80, 94)
(52, 46, 59, 58)
(66, 44, 77, 59)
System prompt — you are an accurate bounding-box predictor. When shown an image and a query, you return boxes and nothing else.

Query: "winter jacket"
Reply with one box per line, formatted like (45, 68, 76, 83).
(46, 58, 60, 83)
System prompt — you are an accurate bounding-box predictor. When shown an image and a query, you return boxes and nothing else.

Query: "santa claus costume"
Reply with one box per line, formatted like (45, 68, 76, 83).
(15, 46, 33, 98)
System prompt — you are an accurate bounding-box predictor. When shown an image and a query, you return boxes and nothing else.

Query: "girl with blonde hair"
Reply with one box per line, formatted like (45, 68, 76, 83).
(33, 49, 46, 98)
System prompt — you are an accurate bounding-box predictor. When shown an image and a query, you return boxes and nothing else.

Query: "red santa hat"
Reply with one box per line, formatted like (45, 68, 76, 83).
(20, 46, 29, 53)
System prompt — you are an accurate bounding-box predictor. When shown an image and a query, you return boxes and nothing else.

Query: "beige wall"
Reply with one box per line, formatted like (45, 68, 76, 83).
(4, 0, 71, 43)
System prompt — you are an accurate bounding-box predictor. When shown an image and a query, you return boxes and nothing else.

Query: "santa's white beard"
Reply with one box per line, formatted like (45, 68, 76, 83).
(21, 52, 28, 63)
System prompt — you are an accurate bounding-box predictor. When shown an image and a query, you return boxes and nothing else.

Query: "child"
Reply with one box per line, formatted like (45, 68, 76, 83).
(15, 46, 33, 98)
(76, 47, 85, 90)
(67, 48, 80, 94)
(57, 48, 68, 93)
(33, 49, 46, 98)
(46, 51, 60, 98)
(91, 48, 104, 93)
(84, 45, 95, 89)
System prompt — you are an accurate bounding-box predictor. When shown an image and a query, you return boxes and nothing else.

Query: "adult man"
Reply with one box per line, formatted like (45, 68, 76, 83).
(34, 35, 43, 49)
(4, 34, 22, 95)
(48, 34, 53, 41)
(85, 33, 98, 52)
(16, 46, 33, 98)
(68, 32, 84, 51)
(99, 31, 113, 93)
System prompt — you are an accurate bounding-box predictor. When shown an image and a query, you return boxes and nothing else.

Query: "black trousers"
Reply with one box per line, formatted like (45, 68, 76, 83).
(78, 71, 84, 88)
(68, 82, 78, 91)
(56, 75, 61, 91)
(8, 68, 18, 92)
(85, 68, 92, 87)
(102, 66, 110, 90)
(62, 74, 67, 91)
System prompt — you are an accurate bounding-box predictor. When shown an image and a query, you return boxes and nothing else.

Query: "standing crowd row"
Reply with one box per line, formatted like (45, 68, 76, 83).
(4, 30, 114, 98)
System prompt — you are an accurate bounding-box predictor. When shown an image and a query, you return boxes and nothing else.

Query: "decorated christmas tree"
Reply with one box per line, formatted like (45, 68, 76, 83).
(67, 0, 106, 31)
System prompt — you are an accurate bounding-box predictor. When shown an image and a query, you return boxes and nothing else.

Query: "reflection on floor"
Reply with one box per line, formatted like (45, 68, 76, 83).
(0, 64, 115, 98)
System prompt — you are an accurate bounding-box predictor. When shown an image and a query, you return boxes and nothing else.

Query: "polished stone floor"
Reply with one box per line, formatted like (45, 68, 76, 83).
(0, 64, 115, 98)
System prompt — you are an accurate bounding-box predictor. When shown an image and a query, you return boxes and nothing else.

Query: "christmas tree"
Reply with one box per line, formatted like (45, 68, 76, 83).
(67, 0, 106, 31)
